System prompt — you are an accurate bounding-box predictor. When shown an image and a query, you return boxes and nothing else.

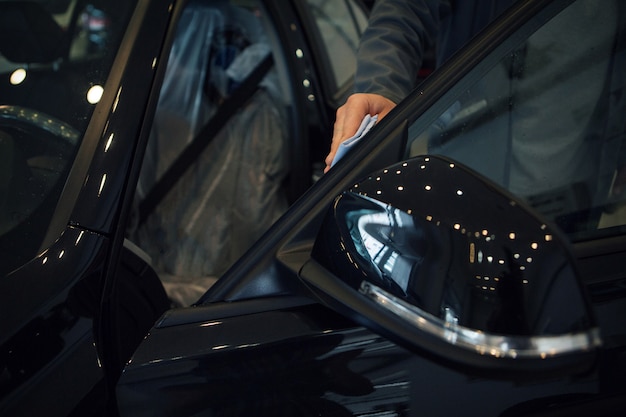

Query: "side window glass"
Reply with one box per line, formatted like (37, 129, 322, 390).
(127, 0, 289, 306)
(408, 0, 626, 242)
(305, 0, 368, 90)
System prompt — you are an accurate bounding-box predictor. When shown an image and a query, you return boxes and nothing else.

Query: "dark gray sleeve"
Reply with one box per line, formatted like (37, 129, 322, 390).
(354, 0, 444, 104)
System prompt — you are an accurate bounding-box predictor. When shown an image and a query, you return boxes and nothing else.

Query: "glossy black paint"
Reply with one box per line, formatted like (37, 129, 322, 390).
(309, 155, 601, 376)
(119, 295, 615, 417)
(120, 0, 626, 414)
(2, 1, 626, 416)
(1, 0, 350, 415)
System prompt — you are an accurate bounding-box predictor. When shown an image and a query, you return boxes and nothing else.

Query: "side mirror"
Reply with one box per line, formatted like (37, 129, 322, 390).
(304, 155, 601, 375)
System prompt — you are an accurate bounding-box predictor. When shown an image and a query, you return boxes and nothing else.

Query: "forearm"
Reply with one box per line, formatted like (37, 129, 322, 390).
(355, 0, 443, 104)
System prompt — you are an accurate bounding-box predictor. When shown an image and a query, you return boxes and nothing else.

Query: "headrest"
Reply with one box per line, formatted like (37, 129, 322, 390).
(0, 1, 67, 64)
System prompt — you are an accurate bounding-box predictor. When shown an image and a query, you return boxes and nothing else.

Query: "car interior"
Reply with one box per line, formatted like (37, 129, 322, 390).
(126, 0, 291, 306)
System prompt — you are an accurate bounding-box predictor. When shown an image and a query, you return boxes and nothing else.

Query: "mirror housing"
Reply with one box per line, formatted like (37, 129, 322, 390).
(305, 155, 601, 375)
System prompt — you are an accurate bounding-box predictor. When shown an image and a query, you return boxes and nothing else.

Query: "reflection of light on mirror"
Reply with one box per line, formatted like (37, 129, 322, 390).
(376, 176, 381, 181)
(420, 164, 426, 170)
(482, 229, 488, 236)
(347, 252, 357, 267)
(10, 68, 26, 85)
(509, 232, 516, 240)
(520, 266, 526, 271)
(376, 190, 382, 195)
(426, 215, 432, 221)
(498, 259, 505, 265)
(487, 256, 493, 263)
(384, 252, 398, 274)
(545, 234, 553, 241)
(425, 185, 432, 191)
(523, 279, 529, 284)
(396, 170, 402, 175)
(514, 253, 520, 259)
(526, 257, 533, 263)
(449, 163, 455, 168)
(453, 223, 461, 230)
(531, 242, 538, 250)
(397, 186, 404, 191)
(456, 189, 463, 196)
(87, 85, 104, 104)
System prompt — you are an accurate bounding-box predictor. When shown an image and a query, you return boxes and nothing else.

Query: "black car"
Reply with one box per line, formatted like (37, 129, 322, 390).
(2, 0, 626, 416)
(0, 0, 369, 415)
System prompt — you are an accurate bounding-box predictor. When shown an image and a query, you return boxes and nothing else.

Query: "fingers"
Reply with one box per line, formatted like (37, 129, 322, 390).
(324, 94, 396, 173)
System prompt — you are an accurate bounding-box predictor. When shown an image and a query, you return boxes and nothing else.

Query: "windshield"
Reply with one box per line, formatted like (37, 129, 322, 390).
(0, 0, 136, 274)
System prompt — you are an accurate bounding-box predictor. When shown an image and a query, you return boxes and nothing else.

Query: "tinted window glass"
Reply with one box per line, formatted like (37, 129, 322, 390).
(407, 0, 626, 242)
(0, 0, 136, 275)
(305, 0, 367, 89)
(129, 0, 290, 307)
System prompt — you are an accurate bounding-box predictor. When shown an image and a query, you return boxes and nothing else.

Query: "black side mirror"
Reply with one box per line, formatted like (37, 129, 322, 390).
(303, 155, 601, 376)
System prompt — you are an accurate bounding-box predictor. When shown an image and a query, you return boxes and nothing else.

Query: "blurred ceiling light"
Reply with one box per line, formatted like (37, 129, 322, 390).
(10, 68, 27, 85)
(87, 85, 104, 104)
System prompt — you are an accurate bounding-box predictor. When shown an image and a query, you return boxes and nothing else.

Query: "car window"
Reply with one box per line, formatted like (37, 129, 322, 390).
(407, 0, 626, 243)
(128, 0, 291, 307)
(0, 0, 136, 275)
(304, 0, 368, 91)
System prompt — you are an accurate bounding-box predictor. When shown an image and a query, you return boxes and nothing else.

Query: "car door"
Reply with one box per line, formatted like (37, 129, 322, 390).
(118, 0, 626, 415)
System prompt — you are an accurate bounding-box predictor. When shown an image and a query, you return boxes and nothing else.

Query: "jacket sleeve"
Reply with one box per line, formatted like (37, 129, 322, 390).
(354, 0, 445, 104)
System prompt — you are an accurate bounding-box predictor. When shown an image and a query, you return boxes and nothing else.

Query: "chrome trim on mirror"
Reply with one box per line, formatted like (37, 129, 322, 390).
(360, 281, 602, 359)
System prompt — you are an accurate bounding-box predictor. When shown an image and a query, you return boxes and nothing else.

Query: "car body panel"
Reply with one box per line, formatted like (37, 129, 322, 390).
(2, 0, 626, 415)
(119, 0, 626, 415)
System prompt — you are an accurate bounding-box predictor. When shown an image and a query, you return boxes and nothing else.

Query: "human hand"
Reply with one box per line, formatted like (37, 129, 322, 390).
(324, 93, 396, 173)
